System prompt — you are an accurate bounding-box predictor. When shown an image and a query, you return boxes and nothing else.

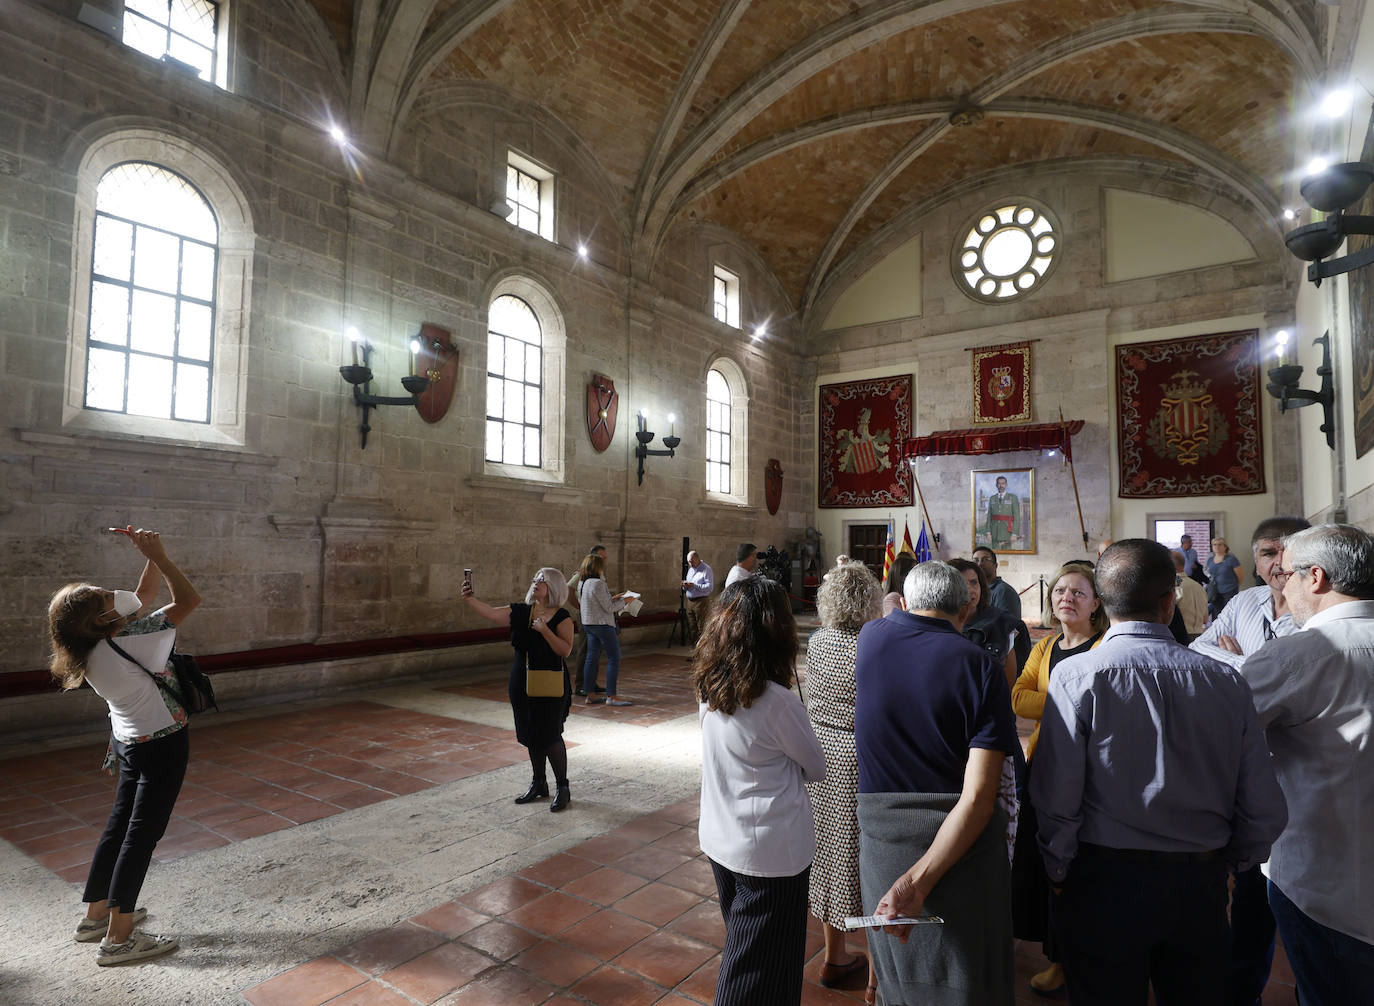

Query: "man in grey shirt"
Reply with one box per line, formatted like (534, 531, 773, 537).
(1033, 539, 1287, 1005)
(1240, 524, 1374, 1006)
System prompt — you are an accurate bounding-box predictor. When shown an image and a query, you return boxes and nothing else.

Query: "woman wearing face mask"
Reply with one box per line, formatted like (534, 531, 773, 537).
(463, 567, 576, 812)
(47, 527, 201, 966)
(1009, 563, 1109, 998)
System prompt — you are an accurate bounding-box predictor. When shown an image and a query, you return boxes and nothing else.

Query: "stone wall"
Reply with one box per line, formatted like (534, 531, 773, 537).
(0, 1, 809, 694)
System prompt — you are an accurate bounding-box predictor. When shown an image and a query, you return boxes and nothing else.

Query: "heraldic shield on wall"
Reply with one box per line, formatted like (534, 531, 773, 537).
(971, 341, 1032, 425)
(818, 375, 913, 508)
(765, 459, 783, 515)
(1116, 329, 1265, 498)
(586, 373, 618, 453)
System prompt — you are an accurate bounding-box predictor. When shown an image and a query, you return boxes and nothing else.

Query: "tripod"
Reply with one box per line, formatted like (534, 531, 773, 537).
(668, 586, 691, 647)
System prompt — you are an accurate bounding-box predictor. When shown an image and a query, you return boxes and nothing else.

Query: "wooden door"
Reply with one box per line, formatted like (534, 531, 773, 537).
(848, 524, 889, 582)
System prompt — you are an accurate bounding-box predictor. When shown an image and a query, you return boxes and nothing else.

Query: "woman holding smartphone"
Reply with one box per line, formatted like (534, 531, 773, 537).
(463, 567, 576, 812)
(47, 527, 201, 965)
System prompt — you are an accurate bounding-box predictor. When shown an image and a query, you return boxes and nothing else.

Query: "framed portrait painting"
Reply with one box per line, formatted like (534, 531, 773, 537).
(972, 468, 1035, 554)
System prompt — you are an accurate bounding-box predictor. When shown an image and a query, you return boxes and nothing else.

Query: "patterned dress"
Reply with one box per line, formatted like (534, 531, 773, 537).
(804, 626, 863, 927)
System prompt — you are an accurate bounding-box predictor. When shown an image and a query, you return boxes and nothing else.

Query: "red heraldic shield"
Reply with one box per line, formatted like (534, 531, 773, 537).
(586, 374, 618, 453)
(765, 459, 784, 515)
(415, 324, 459, 424)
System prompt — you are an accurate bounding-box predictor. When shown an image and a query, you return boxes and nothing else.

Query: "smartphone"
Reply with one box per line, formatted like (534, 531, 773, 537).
(106, 527, 132, 536)
(463, 568, 473, 589)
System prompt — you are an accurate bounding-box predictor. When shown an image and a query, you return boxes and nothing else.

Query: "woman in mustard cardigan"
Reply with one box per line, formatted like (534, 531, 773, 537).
(1011, 563, 1109, 997)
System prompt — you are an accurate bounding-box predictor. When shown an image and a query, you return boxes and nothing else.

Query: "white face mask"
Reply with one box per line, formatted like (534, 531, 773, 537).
(103, 590, 142, 621)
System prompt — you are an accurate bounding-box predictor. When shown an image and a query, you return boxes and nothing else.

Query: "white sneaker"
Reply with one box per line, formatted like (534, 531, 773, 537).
(74, 907, 147, 943)
(96, 932, 178, 966)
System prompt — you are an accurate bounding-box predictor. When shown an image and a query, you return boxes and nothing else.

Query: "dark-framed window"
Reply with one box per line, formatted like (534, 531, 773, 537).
(123, 1, 221, 83)
(486, 294, 543, 467)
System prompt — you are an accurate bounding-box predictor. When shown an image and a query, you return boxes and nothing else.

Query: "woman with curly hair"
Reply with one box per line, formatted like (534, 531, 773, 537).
(805, 562, 882, 1002)
(696, 576, 826, 1006)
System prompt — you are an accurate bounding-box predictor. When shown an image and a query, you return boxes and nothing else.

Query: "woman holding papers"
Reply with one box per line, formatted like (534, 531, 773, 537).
(47, 527, 202, 966)
(576, 552, 630, 706)
(695, 576, 826, 1006)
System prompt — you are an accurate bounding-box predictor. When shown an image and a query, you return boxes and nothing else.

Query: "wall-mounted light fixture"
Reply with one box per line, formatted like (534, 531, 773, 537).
(338, 328, 431, 449)
(633, 411, 682, 485)
(1283, 161, 1374, 286)
(1266, 330, 1335, 450)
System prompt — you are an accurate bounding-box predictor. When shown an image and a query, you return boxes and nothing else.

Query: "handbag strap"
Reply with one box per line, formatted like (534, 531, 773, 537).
(106, 637, 177, 700)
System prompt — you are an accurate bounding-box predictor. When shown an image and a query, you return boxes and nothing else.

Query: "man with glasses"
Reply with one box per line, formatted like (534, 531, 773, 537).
(973, 546, 1029, 669)
(1189, 515, 1308, 1006)
(1239, 524, 1374, 1006)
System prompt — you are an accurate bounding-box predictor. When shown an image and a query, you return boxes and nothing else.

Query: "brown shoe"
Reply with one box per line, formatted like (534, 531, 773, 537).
(819, 952, 867, 988)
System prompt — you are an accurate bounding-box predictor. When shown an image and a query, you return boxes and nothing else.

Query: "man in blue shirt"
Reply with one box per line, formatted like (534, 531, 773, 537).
(1032, 539, 1287, 1006)
(1179, 534, 1200, 577)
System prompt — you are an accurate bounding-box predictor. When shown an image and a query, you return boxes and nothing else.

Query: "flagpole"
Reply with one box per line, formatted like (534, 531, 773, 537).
(1059, 406, 1089, 550)
(911, 470, 938, 552)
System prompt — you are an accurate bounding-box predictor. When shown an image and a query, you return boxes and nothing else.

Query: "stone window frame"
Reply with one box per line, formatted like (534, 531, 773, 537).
(121, 0, 231, 89)
(506, 149, 555, 242)
(481, 272, 566, 485)
(63, 127, 255, 447)
(712, 264, 740, 328)
(950, 196, 1062, 305)
(704, 356, 748, 506)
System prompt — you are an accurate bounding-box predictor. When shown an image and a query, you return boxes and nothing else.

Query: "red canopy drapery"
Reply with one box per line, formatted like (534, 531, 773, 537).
(903, 420, 1085, 461)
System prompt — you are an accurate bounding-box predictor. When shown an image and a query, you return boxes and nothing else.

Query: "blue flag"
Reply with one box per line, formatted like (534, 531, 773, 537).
(915, 522, 932, 563)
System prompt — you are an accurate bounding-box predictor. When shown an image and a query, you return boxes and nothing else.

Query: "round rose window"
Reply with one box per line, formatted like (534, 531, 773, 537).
(953, 200, 1060, 303)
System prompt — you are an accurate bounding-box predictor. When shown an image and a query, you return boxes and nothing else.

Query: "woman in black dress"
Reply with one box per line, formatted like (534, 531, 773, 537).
(463, 566, 576, 812)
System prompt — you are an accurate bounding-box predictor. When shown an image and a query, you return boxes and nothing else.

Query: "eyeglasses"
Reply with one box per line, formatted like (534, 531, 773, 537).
(1275, 563, 1312, 578)
(531, 574, 547, 584)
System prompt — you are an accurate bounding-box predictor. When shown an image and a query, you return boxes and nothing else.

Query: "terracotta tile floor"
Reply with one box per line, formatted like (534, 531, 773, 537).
(0, 701, 534, 883)
(440, 651, 701, 727)
(246, 788, 1294, 1006)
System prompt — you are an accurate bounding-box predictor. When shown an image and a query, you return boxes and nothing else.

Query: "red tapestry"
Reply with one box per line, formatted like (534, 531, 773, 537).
(819, 375, 913, 508)
(971, 342, 1032, 424)
(1116, 330, 1265, 498)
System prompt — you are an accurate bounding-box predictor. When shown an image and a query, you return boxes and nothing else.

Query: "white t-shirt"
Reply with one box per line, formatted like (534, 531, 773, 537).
(698, 680, 826, 877)
(84, 627, 178, 742)
(723, 564, 753, 589)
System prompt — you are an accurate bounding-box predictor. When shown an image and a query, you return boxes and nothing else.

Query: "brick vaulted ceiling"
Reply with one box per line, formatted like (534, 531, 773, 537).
(325, 0, 1325, 316)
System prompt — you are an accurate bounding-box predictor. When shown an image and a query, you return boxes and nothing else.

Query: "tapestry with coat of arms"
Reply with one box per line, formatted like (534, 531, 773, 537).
(818, 375, 913, 508)
(1116, 329, 1265, 498)
(971, 341, 1032, 424)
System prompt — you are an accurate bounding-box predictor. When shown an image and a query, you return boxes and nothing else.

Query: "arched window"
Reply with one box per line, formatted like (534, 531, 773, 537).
(705, 357, 749, 504)
(65, 128, 255, 446)
(486, 295, 542, 467)
(706, 368, 731, 493)
(85, 163, 218, 423)
(482, 274, 566, 482)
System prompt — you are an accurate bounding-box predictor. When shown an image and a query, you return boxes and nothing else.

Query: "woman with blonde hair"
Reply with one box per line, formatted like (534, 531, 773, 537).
(805, 561, 882, 1002)
(1010, 562, 1109, 997)
(696, 576, 826, 1006)
(48, 527, 201, 966)
(463, 566, 576, 811)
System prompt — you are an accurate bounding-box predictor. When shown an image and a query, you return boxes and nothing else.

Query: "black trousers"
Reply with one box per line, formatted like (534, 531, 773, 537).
(1226, 865, 1276, 1006)
(82, 728, 189, 912)
(709, 858, 810, 1006)
(1054, 847, 1228, 1006)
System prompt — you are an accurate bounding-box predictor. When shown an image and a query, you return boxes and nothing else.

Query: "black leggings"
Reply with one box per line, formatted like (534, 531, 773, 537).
(528, 739, 568, 787)
(82, 728, 189, 912)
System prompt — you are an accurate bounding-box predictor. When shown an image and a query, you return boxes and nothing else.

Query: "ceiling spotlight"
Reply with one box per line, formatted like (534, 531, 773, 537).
(752, 324, 768, 339)
(329, 124, 348, 146)
(1306, 157, 1330, 177)
(1320, 88, 1352, 119)
(577, 244, 589, 259)
(1283, 208, 1297, 221)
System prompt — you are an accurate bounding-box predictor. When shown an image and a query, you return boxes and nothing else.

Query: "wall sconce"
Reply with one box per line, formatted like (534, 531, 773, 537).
(1266, 330, 1335, 450)
(338, 329, 431, 449)
(634, 411, 681, 485)
(1283, 162, 1374, 286)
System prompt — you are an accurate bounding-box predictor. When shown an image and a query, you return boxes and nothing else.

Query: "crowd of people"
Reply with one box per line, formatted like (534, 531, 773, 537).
(692, 522, 1374, 1006)
(43, 523, 1374, 1005)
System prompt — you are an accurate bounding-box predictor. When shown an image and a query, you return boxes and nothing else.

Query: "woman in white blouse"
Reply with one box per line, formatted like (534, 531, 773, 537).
(577, 552, 629, 705)
(695, 576, 826, 1006)
(47, 527, 201, 966)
